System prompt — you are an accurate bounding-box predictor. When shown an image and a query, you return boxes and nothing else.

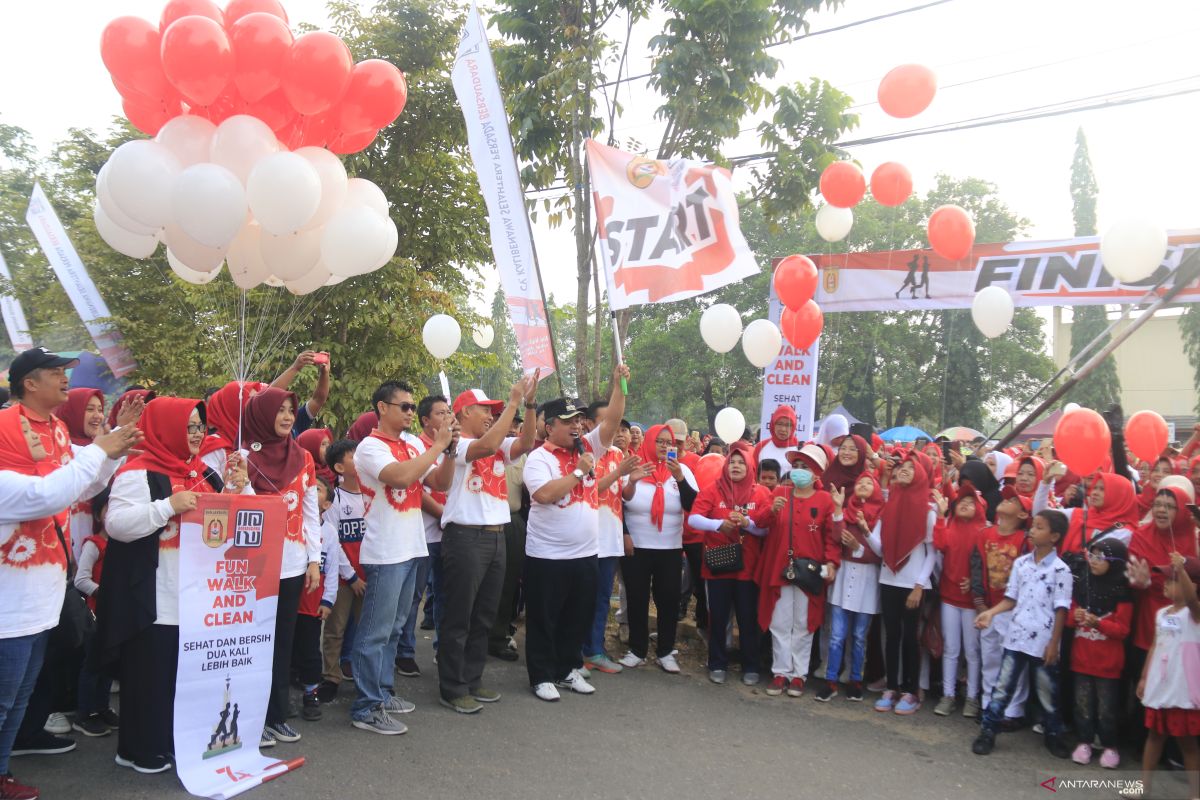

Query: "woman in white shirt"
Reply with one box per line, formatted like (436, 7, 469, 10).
(618, 424, 698, 674)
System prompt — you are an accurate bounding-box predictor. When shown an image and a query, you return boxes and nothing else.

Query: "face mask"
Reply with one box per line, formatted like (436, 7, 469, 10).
(790, 468, 814, 488)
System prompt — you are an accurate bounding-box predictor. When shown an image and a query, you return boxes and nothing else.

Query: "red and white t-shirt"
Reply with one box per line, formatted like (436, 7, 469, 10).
(278, 452, 321, 579)
(354, 431, 431, 565)
(523, 428, 604, 560)
(442, 437, 516, 528)
(595, 447, 626, 559)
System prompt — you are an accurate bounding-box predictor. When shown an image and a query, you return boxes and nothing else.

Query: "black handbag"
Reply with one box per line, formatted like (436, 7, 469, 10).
(50, 521, 95, 652)
(782, 495, 825, 595)
(703, 532, 744, 575)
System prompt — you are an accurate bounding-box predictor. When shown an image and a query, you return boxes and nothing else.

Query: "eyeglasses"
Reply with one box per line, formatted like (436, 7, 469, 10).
(1151, 501, 1178, 512)
(186, 423, 206, 435)
(381, 401, 417, 413)
(1087, 551, 1122, 563)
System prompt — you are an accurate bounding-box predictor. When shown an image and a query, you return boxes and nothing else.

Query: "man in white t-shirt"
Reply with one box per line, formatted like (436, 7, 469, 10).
(522, 364, 629, 702)
(436, 374, 538, 713)
(350, 381, 458, 736)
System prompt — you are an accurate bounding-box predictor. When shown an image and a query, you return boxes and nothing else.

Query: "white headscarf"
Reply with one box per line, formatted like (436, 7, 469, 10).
(985, 451, 1014, 482)
(816, 414, 849, 448)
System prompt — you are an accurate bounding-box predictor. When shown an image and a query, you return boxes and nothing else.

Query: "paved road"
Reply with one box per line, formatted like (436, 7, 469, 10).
(13, 631, 1183, 799)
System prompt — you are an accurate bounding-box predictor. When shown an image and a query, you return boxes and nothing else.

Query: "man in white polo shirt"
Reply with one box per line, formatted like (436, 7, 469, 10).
(436, 373, 539, 714)
(522, 364, 629, 701)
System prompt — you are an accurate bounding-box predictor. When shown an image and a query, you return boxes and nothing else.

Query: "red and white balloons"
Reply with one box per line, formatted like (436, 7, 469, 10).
(878, 64, 937, 118)
(927, 204, 975, 260)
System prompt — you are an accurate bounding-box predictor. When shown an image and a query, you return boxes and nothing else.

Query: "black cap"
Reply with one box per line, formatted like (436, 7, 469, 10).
(8, 347, 78, 391)
(541, 397, 584, 421)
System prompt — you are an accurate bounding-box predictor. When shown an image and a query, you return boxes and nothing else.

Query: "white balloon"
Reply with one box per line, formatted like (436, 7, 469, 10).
(741, 318, 782, 368)
(714, 407, 746, 446)
(93, 202, 158, 259)
(163, 223, 226, 272)
(247, 151, 322, 235)
(264, 275, 285, 287)
(167, 250, 222, 284)
(226, 223, 269, 289)
(171, 163, 247, 248)
(325, 273, 347, 286)
(96, 162, 158, 235)
(970, 286, 1015, 338)
(472, 324, 495, 349)
(815, 204, 854, 243)
(343, 178, 389, 218)
(321, 206, 390, 277)
(296, 147, 348, 231)
(155, 116, 216, 167)
(210, 115, 279, 186)
(104, 139, 181, 228)
(285, 265, 332, 296)
(369, 216, 398, 272)
(260, 228, 322, 280)
(1063, 402, 1081, 415)
(699, 303, 743, 353)
(1100, 216, 1168, 283)
(422, 314, 462, 360)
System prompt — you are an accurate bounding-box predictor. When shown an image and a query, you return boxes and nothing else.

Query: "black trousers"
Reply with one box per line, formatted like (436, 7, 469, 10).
(880, 584, 920, 694)
(622, 547, 682, 659)
(706, 578, 759, 672)
(292, 614, 323, 688)
(267, 575, 303, 726)
(438, 524, 505, 700)
(681, 542, 709, 629)
(489, 516, 527, 649)
(117, 624, 178, 762)
(524, 555, 597, 686)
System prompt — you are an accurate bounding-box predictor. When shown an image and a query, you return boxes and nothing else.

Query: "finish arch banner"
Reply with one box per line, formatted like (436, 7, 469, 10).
(175, 494, 300, 799)
(812, 231, 1200, 312)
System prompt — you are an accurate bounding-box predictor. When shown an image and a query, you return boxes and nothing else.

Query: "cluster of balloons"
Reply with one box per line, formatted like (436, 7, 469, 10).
(95, 114, 398, 294)
(773, 255, 823, 350)
(698, 304, 785, 371)
(1053, 405, 1170, 476)
(101, 0, 408, 154)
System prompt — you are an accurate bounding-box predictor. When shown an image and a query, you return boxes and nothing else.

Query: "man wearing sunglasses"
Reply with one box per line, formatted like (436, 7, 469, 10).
(349, 381, 459, 736)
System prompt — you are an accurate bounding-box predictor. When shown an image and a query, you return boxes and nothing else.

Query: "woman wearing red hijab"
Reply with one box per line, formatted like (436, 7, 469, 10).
(243, 388, 321, 747)
(297, 428, 335, 484)
(1127, 485, 1199, 652)
(753, 405, 798, 476)
(866, 451, 937, 716)
(618, 423, 698, 674)
(688, 441, 771, 685)
(346, 411, 378, 443)
(199, 381, 266, 476)
(102, 398, 248, 775)
(823, 434, 869, 494)
(106, 389, 154, 430)
(59, 388, 108, 562)
(1037, 470, 1140, 555)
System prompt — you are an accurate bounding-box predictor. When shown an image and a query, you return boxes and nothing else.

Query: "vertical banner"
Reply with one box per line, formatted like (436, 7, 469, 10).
(175, 494, 300, 799)
(0, 249, 32, 352)
(452, 4, 556, 378)
(759, 285, 820, 441)
(24, 183, 137, 377)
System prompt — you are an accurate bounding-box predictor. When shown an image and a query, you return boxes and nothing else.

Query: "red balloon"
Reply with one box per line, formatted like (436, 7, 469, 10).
(122, 95, 181, 135)
(780, 300, 824, 350)
(295, 110, 335, 148)
(161, 0, 224, 30)
(282, 32, 354, 116)
(693, 453, 724, 488)
(101, 17, 172, 102)
(229, 12, 293, 103)
(224, 0, 288, 27)
(870, 162, 912, 207)
(819, 161, 865, 209)
(878, 64, 937, 119)
(161, 15, 235, 107)
(1125, 410, 1169, 463)
(773, 255, 818, 311)
(927, 205, 975, 261)
(245, 87, 296, 131)
(328, 128, 379, 155)
(336, 60, 408, 133)
(1054, 408, 1111, 476)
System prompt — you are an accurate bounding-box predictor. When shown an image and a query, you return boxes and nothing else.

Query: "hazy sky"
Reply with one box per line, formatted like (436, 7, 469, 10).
(3, 0, 1199, 315)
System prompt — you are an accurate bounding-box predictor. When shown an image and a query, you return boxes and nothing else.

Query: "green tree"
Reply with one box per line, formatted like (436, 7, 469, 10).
(1066, 127, 1121, 410)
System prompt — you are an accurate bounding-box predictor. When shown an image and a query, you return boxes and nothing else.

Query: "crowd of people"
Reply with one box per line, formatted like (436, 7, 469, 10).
(0, 345, 1197, 800)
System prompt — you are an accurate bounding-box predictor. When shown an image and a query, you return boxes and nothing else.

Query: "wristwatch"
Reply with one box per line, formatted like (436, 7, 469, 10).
(572, 468, 585, 480)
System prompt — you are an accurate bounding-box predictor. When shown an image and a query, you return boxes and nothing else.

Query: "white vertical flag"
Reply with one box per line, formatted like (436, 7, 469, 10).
(25, 183, 137, 377)
(0, 249, 33, 352)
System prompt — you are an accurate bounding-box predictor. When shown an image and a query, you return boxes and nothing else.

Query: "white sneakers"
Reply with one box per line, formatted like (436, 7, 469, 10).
(618, 652, 647, 668)
(555, 669, 596, 695)
(532, 683, 561, 702)
(658, 651, 681, 674)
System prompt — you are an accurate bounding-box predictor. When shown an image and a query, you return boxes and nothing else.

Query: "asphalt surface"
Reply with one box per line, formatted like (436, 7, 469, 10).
(13, 627, 1191, 800)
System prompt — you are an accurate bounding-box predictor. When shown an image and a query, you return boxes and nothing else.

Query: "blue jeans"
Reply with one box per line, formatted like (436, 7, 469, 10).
(350, 560, 420, 719)
(826, 605, 872, 683)
(398, 556, 431, 660)
(0, 631, 48, 774)
(982, 649, 1062, 736)
(583, 557, 619, 659)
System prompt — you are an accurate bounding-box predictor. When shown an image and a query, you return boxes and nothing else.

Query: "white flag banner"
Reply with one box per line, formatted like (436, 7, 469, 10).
(587, 139, 760, 310)
(0, 249, 32, 352)
(452, 4, 556, 378)
(175, 494, 300, 799)
(759, 285, 820, 441)
(25, 183, 137, 376)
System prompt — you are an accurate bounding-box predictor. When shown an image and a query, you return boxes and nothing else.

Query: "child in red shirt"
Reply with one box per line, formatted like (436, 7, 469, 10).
(933, 481, 987, 718)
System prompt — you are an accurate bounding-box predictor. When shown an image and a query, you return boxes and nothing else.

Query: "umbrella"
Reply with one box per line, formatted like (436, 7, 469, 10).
(936, 426, 985, 443)
(880, 425, 932, 443)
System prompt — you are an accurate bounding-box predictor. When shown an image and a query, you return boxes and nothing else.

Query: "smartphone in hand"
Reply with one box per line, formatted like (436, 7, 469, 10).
(313, 352, 330, 366)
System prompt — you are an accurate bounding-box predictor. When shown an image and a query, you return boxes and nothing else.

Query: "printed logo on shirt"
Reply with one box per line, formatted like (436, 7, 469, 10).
(466, 455, 508, 500)
(284, 490, 299, 512)
(233, 510, 265, 548)
(338, 518, 366, 543)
